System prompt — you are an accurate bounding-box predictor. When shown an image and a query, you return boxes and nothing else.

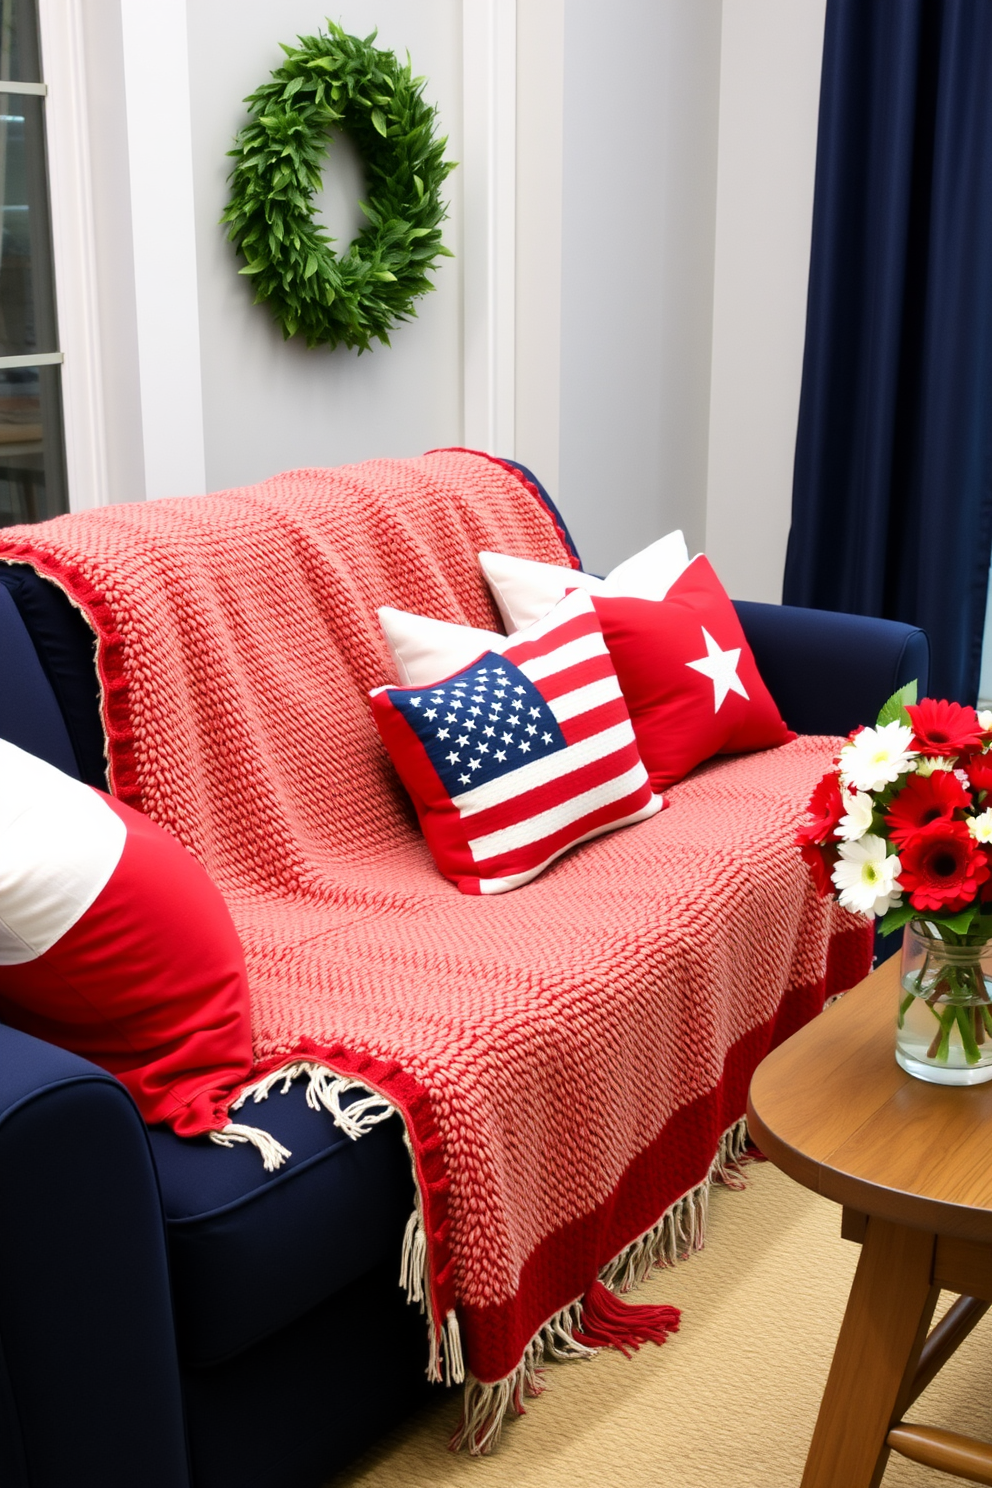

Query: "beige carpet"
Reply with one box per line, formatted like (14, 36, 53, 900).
(335, 1161, 992, 1487)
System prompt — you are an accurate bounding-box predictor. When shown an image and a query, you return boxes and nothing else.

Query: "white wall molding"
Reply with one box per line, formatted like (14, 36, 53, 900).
(462, 0, 516, 456)
(120, 0, 205, 500)
(514, 0, 564, 498)
(38, 0, 109, 511)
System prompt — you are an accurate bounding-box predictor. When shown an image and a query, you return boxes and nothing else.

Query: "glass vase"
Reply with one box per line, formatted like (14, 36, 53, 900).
(897, 924, 992, 1086)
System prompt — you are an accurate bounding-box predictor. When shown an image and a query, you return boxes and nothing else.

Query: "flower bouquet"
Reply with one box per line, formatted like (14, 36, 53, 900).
(797, 683, 992, 1084)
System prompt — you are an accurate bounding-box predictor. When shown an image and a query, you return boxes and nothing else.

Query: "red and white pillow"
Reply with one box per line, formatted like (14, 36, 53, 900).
(587, 556, 795, 791)
(371, 589, 662, 894)
(479, 529, 690, 632)
(0, 739, 256, 1140)
(477, 541, 794, 792)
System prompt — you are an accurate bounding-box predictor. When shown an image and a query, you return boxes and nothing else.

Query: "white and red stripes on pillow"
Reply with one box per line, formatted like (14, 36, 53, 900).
(370, 587, 661, 893)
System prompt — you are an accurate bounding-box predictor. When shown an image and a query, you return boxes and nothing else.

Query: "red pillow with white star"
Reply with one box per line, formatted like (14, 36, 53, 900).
(588, 555, 795, 791)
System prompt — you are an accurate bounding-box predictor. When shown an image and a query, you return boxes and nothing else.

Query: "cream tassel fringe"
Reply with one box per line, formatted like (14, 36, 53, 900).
(209, 1122, 292, 1172)
(398, 1127, 467, 1386)
(449, 1116, 751, 1455)
(219, 1060, 397, 1169)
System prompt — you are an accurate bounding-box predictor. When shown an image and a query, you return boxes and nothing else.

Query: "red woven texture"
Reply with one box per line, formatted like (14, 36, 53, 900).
(0, 449, 871, 1384)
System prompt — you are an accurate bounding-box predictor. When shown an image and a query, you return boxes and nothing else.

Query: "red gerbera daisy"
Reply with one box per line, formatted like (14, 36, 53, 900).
(799, 841, 838, 898)
(906, 698, 983, 757)
(884, 770, 970, 845)
(796, 771, 846, 847)
(897, 819, 990, 913)
(968, 754, 992, 798)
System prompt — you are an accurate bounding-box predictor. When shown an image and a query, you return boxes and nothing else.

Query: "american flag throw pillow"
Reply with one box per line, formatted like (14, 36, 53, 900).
(370, 588, 662, 893)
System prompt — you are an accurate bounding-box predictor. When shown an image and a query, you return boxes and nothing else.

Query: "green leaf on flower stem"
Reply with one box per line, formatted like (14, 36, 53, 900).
(935, 905, 978, 936)
(877, 902, 918, 937)
(876, 679, 919, 729)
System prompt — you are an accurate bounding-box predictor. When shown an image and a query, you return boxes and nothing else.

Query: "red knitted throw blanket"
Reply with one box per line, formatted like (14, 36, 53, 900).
(0, 451, 871, 1449)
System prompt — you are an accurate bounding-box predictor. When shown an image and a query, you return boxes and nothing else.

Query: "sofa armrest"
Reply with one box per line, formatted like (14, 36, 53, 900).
(0, 1024, 190, 1488)
(733, 601, 930, 739)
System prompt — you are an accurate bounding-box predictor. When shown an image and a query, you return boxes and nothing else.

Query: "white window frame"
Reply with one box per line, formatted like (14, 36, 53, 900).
(37, 0, 106, 510)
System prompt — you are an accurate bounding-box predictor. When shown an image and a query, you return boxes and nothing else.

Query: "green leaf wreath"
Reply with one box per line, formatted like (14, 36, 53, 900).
(222, 21, 455, 352)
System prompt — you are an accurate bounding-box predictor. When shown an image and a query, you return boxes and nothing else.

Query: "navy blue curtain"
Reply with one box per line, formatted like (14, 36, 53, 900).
(783, 0, 992, 704)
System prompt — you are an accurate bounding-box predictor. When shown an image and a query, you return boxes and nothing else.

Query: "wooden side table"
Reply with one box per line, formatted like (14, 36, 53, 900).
(748, 955, 992, 1487)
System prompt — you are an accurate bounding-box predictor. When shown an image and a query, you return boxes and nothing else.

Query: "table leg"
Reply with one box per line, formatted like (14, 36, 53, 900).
(800, 1216, 939, 1488)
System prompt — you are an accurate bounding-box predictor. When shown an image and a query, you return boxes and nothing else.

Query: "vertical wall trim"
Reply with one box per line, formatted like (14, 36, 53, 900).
(37, 0, 109, 511)
(462, 0, 516, 456)
(120, 0, 205, 499)
(514, 0, 564, 498)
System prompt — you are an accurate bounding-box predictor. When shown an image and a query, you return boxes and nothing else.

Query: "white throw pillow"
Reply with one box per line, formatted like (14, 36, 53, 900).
(378, 605, 505, 688)
(479, 530, 691, 633)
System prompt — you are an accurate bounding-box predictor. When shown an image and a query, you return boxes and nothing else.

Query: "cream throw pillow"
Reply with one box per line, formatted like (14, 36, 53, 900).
(478, 530, 691, 632)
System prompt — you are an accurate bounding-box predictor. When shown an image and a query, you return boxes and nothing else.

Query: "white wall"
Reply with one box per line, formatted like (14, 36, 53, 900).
(43, 0, 826, 602)
(705, 0, 827, 602)
(514, 0, 564, 502)
(122, 0, 205, 500)
(556, 0, 723, 573)
(185, 1, 463, 496)
(514, 0, 826, 589)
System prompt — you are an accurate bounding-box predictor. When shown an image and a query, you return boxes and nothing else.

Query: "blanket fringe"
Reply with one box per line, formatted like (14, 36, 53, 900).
(449, 1115, 750, 1455)
(573, 1280, 680, 1358)
(209, 1122, 292, 1172)
(399, 1127, 466, 1386)
(231, 1060, 396, 1144)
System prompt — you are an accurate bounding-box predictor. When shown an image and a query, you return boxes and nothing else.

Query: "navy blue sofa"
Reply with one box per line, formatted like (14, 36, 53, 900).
(0, 485, 929, 1488)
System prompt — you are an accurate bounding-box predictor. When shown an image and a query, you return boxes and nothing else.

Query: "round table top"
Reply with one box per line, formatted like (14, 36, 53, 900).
(747, 954, 992, 1244)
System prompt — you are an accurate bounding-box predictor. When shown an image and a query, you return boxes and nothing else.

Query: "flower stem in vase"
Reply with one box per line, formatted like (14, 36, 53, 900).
(927, 1007, 957, 1062)
(955, 1003, 983, 1064)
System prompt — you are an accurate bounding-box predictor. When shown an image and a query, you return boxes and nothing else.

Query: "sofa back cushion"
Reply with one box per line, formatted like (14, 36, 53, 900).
(0, 582, 80, 778)
(0, 563, 107, 786)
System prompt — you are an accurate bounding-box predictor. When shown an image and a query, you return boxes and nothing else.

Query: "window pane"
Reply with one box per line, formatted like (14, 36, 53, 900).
(0, 363, 67, 523)
(0, 92, 57, 356)
(0, 0, 40, 84)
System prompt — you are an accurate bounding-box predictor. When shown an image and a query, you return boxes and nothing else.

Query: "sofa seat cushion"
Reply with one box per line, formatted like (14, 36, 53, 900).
(149, 1086, 413, 1366)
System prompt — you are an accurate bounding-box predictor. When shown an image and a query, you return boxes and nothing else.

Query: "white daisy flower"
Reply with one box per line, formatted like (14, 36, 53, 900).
(834, 790, 874, 842)
(831, 834, 902, 917)
(969, 808, 992, 844)
(838, 722, 916, 794)
(978, 710, 992, 732)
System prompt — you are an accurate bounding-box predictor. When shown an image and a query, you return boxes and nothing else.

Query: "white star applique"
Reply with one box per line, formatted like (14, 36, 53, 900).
(685, 628, 749, 712)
